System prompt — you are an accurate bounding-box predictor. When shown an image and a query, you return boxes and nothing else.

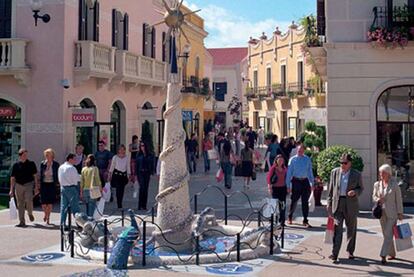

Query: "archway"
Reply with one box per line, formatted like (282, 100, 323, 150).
(377, 85, 414, 205)
(141, 101, 156, 154)
(0, 98, 22, 192)
(110, 100, 126, 153)
(76, 98, 96, 155)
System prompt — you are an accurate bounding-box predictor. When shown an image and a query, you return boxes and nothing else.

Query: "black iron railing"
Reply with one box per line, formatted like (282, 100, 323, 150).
(181, 76, 210, 96)
(372, 5, 414, 36)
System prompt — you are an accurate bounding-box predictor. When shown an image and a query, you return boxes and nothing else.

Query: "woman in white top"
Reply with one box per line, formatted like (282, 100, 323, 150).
(108, 145, 131, 209)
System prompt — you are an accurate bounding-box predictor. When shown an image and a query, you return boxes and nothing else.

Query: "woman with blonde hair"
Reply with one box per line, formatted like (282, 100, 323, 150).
(39, 148, 60, 224)
(372, 164, 404, 264)
(80, 154, 101, 217)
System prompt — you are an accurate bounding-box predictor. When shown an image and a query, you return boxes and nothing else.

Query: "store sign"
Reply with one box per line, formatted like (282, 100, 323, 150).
(182, 111, 193, 121)
(266, 111, 276, 118)
(72, 108, 95, 127)
(299, 108, 327, 126)
(0, 106, 16, 117)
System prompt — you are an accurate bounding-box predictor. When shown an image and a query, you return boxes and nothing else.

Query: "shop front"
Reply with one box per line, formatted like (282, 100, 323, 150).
(0, 99, 21, 193)
(377, 85, 414, 205)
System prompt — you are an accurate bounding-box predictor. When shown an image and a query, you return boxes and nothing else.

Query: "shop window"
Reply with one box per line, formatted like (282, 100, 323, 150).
(78, 0, 100, 41)
(214, 82, 227, 102)
(0, 0, 11, 38)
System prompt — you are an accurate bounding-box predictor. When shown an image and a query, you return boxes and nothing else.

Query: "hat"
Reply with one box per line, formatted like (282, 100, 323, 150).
(18, 148, 28, 155)
(339, 153, 353, 163)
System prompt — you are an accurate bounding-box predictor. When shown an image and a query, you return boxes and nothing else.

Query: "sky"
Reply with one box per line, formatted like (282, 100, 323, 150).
(183, 0, 316, 48)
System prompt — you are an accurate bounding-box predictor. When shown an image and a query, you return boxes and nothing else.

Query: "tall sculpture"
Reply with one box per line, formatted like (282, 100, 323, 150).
(151, 0, 200, 251)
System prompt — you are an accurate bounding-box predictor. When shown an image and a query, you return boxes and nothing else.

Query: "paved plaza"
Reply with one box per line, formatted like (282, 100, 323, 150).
(1, 161, 413, 277)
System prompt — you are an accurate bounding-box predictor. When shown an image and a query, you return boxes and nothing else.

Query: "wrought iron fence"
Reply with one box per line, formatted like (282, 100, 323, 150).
(372, 5, 414, 30)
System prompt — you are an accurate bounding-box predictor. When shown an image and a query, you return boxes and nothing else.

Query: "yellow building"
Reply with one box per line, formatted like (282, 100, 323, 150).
(177, 5, 209, 147)
(247, 22, 326, 139)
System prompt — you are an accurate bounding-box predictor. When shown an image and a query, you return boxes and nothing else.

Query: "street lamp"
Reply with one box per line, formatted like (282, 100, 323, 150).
(179, 44, 191, 86)
(31, 0, 51, 26)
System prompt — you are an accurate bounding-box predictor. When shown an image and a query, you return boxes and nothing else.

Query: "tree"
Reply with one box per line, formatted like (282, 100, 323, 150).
(227, 95, 242, 119)
(141, 120, 154, 154)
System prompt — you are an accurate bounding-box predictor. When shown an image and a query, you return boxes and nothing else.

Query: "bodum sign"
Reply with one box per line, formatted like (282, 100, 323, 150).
(72, 108, 95, 127)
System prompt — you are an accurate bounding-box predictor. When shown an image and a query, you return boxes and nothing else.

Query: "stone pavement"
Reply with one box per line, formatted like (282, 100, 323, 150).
(1, 155, 413, 277)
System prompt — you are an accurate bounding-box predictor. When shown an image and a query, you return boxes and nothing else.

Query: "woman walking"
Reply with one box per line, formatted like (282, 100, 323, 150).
(372, 164, 404, 264)
(80, 155, 101, 217)
(39, 148, 59, 225)
(136, 141, 155, 210)
(108, 145, 131, 209)
(267, 155, 288, 226)
(202, 135, 213, 172)
(129, 135, 139, 181)
(240, 142, 254, 189)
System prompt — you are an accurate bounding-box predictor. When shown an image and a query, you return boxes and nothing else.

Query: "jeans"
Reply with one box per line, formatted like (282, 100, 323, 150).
(187, 152, 197, 173)
(221, 161, 233, 188)
(82, 189, 96, 217)
(60, 186, 80, 225)
(203, 151, 210, 172)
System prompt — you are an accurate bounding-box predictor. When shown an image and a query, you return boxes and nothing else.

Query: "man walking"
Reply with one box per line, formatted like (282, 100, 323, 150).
(186, 133, 198, 174)
(9, 149, 39, 227)
(58, 153, 81, 229)
(327, 153, 363, 263)
(285, 144, 314, 228)
(95, 140, 113, 200)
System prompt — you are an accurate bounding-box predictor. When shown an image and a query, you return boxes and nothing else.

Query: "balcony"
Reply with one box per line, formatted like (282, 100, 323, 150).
(115, 51, 167, 88)
(74, 41, 116, 86)
(181, 76, 210, 97)
(0, 39, 30, 86)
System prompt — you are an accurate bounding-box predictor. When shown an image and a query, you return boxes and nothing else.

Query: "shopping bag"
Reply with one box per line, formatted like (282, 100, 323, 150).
(251, 171, 257, 181)
(216, 168, 224, 182)
(396, 222, 412, 239)
(207, 149, 218, 160)
(395, 237, 413, 252)
(324, 216, 334, 244)
(93, 198, 105, 221)
(9, 197, 17, 220)
(102, 182, 111, 202)
(133, 181, 139, 199)
(308, 191, 315, 213)
(262, 198, 277, 218)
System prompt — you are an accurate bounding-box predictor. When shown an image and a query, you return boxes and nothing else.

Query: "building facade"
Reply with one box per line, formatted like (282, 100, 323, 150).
(246, 24, 326, 139)
(207, 47, 248, 129)
(316, 0, 414, 207)
(0, 0, 172, 191)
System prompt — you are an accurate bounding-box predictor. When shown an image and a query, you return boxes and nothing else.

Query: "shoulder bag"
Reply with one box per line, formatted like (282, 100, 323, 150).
(90, 167, 102, 199)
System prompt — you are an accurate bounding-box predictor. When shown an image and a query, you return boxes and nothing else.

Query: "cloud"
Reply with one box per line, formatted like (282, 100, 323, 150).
(184, 1, 291, 48)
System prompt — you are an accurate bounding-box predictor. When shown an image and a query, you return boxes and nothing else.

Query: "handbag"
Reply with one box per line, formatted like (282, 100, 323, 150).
(394, 225, 413, 251)
(270, 170, 278, 185)
(9, 197, 17, 220)
(396, 222, 412, 239)
(216, 168, 224, 182)
(308, 191, 315, 213)
(90, 167, 102, 200)
(207, 149, 218, 160)
(372, 201, 382, 219)
(251, 170, 256, 181)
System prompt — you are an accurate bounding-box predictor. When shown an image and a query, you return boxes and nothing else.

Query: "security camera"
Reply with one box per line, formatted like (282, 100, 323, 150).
(61, 79, 70, 89)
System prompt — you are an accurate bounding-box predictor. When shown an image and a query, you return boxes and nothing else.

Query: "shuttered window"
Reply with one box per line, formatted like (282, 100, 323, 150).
(0, 0, 12, 38)
(143, 23, 155, 57)
(112, 10, 128, 50)
(78, 0, 99, 41)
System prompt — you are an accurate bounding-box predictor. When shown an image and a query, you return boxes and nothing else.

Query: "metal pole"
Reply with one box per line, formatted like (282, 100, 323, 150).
(68, 207, 72, 230)
(70, 229, 75, 258)
(121, 209, 125, 227)
(236, 233, 241, 262)
(195, 235, 200, 266)
(281, 223, 285, 249)
(151, 207, 155, 224)
(142, 221, 147, 267)
(270, 213, 274, 255)
(258, 212, 261, 227)
(60, 224, 64, 252)
(194, 194, 198, 214)
(224, 195, 228, 225)
(104, 219, 108, 264)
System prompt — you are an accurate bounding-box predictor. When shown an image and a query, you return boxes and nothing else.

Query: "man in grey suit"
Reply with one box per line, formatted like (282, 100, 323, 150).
(327, 153, 364, 263)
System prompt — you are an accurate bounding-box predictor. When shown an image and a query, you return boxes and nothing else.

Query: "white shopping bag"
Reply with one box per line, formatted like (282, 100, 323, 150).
(262, 198, 277, 218)
(9, 197, 17, 220)
(93, 198, 105, 221)
(102, 182, 111, 202)
(133, 181, 139, 199)
(309, 191, 315, 213)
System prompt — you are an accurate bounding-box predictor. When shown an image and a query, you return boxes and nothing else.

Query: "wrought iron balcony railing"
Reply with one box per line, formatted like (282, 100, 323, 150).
(372, 5, 414, 37)
(246, 81, 325, 100)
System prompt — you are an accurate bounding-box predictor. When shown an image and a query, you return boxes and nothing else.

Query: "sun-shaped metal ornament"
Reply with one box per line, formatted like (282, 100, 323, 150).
(152, 0, 201, 44)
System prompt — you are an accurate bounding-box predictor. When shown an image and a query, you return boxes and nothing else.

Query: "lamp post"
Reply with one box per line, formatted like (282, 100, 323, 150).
(31, 0, 51, 26)
(179, 44, 191, 87)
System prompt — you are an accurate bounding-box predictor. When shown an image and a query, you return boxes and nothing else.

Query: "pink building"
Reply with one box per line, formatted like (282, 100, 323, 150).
(0, 0, 170, 191)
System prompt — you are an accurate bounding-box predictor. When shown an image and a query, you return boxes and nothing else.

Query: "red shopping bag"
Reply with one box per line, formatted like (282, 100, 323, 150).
(393, 225, 401, 239)
(324, 216, 334, 244)
(216, 168, 224, 182)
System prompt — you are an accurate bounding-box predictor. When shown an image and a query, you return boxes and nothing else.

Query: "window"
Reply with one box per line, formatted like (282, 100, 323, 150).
(0, 0, 11, 38)
(266, 67, 272, 88)
(214, 82, 227, 102)
(112, 10, 129, 50)
(195, 56, 200, 79)
(297, 61, 304, 91)
(143, 24, 156, 58)
(281, 111, 288, 137)
(78, 0, 100, 41)
(253, 70, 258, 89)
(317, 0, 325, 36)
(162, 32, 171, 63)
(281, 65, 287, 92)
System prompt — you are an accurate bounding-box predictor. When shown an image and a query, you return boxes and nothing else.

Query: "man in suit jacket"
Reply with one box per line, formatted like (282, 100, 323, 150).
(327, 153, 364, 263)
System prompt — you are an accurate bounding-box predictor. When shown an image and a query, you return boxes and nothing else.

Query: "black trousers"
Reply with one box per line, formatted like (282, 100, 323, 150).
(271, 186, 287, 224)
(111, 170, 128, 209)
(288, 178, 311, 223)
(138, 171, 151, 210)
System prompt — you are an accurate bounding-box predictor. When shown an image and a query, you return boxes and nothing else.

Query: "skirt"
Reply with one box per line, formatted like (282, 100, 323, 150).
(241, 161, 253, 177)
(40, 182, 56, 204)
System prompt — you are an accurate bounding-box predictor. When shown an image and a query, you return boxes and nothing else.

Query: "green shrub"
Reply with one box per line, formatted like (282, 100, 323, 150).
(317, 145, 364, 183)
(305, 121, 317, 132)
(303, 135, 316, 148)
(314, 137, 324, 149)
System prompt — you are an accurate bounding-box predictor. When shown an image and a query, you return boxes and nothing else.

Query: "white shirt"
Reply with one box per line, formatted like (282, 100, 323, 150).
(109, 155, 131, 175)
(58, 162, 80, 187)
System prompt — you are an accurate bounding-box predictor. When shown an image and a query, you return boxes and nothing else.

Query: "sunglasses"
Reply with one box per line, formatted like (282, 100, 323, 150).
(340, 162, 349, 165)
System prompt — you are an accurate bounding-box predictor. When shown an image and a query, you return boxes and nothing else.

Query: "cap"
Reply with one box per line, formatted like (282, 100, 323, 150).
(339, 153, 353, 163)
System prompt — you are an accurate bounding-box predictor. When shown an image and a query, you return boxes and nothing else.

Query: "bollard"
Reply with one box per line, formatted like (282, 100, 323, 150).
(195, 235, 200, 266)
(142, 221, 146, 267)
(224, 195, 228, 225)
(194, 194, 198, 214)
(270, 213, 274, 255)
(121, 209, 125, 227)
(85, 201, 89, 217)
(151, 207, 155, 224)
(281, 223, 285, 249)
(236, 233, 240, 262)
(68, 207, 72, 230)
(60, 224, 64, 252)
(258, 212, 261, 227)
(70, 229, 75, 258)
(104, 219, 108, 264)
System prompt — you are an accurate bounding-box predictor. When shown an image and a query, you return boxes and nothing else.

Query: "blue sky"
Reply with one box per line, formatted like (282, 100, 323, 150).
(183, 0, 316, 48)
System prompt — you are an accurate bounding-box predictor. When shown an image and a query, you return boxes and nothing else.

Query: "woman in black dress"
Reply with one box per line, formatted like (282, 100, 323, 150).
(241, 142, 254, 189)
(39, 148, 59, 224)
(136, 141, 154, 210)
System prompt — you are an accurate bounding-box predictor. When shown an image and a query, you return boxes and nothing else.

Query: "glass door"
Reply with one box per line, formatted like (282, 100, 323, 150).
(96, 122, 117, 154)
